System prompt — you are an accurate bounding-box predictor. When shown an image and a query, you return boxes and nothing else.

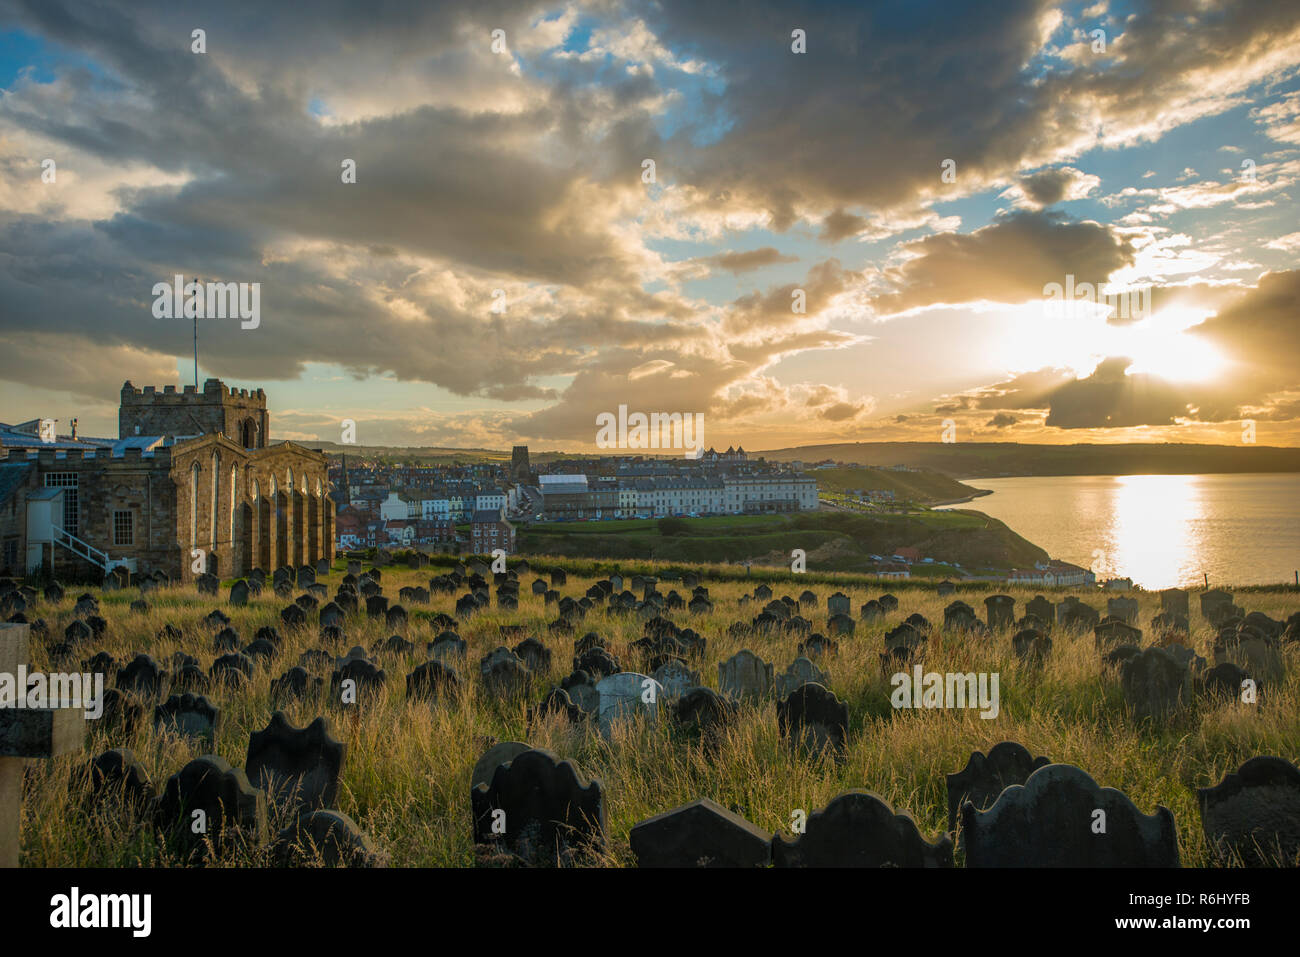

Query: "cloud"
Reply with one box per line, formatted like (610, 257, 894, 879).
(1005, 166, 1101, 207)
(870, 211, 1135, 316)
(698, 247, 799, 274)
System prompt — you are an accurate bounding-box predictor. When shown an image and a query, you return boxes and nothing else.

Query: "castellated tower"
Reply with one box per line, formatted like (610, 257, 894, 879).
(119, 378, 269, 448)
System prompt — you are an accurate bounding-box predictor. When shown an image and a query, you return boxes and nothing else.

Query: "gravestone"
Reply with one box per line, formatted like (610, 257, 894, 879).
(630, 798, 772, 868)
(1012, 629, 1052, 664)
(595, 672, 661, 736)
(1026, 595, 1055, 623)
(512, 637, 552, 674)
(827, 592, 851, 617)
(960, 764, 1179, 866)
(1, 623, 86, 867)
(116, 653, 167, 698)
(776, 683, 848, 755)
(1161, 588, 1190, 619)
(772, 791, 952, 867)
(406, 660, 461, 703)
(937, 580, 955, 597)
(827, 613, 855, 637)
(1107, 597, 1140, 624)
(229, 580, 250, 607)
(1197, 756, 1300, 867)
(153, 693, 220, 745)
(1200, 589, 1234, 623)
(1201, 662, 1250, 701)
(945, 741, 1051, 831)
(718, 650, 773, 702)
(81, 747, 153, 809)
(472, 741, 532, 791)
(860, 600, 884, 622)
(246, 712, 345, 814)
(984, 595, 1015, 631)
(479, 647, 532, 697)
(1095, 619, 1142, 652)
(274, 809, 380, 868)
(153, 755, 267, 860)
(652, 659, 699, 698)
(470, 748, 604, 865)
(271, 666, 323, 701)
(774, 656, 828, 698)
(574, 647, 620, 681)
(1120, 646, 1190, 721)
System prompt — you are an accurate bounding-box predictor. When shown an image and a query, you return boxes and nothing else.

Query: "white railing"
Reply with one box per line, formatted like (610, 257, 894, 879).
(51, 524, 111, 570)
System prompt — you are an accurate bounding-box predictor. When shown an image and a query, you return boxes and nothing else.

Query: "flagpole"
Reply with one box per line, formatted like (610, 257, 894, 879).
(192, 275, 199, 386)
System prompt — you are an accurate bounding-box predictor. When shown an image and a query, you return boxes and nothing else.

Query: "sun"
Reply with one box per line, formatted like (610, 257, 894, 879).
(1114, 306, 1229, 382)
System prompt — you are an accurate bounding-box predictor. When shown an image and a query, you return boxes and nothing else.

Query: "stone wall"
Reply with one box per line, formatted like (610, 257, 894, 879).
(119, 379, 268, 449)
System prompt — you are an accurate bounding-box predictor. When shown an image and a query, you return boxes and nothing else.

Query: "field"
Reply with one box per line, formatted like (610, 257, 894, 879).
(518, 510, 1048, 575)
(16, 558, 1300, 867)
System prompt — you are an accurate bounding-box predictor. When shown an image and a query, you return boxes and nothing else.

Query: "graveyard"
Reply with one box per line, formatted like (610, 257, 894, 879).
(3, 556, 1299, 868)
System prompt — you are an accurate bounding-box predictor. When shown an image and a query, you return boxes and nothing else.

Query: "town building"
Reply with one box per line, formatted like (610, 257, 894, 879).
(470, 509, 515, 554)
(0, 379, 333, 581)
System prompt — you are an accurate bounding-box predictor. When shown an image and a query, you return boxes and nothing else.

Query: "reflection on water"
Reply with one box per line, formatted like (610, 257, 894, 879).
(940, 473, 1300, 589)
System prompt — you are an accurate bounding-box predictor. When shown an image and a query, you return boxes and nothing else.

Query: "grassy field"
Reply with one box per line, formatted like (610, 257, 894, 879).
(809, 466, 983, 504)
(518, 510, 1048, 574)
(16, 557, 1300, 867)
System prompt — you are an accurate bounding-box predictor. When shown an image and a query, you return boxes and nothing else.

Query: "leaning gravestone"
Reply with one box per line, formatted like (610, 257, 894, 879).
(245, 712, 345, 815)
(82, 747, 153, 809)
(630, 797, 772, 868)
(595, 672, 661, 736)
(1196, 756, 1300, 867)
(772, 790, 953, 867)
(718, 650, 773, 702)
(229, 580, 250, 607)
(470, 748, 605, 866)
(472, 741, 532, 791)
(945, 741, 1052, 832)
(961, 763, 1179, 866)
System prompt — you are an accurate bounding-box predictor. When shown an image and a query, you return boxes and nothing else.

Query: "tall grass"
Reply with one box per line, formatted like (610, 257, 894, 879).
(18, 559, 1300, 866)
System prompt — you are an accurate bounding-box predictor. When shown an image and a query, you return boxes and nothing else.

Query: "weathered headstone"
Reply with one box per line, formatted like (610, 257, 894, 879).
(1120, 646, 1190, 721)
(961, 764, 1179, 866)
(776, 682, 848, 755)
(470, 748, 604, 865)
(595, 672, 661, 736)
(246, 712, 345, 814)
(718, 650, 773, 702)
(153, 755, 267, 860)
(945, 741, 1051, 831)
(153, 693, 220, 745)
(630, 798, 772, 868)
(772, 791, 952, 867)
(1197, 756, 1300, 867)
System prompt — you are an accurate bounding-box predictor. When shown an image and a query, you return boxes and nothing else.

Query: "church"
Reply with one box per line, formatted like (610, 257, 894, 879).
(0, 379, 333, 582)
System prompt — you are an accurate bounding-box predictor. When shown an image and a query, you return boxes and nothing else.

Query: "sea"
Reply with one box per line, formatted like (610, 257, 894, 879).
(937, 473, 1300, 589)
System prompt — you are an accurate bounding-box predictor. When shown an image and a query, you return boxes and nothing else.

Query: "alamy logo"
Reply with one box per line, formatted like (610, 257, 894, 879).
(890, 666, 1000, 719)
(595, 404, 704, 459)
(0, 668, 104, 719)
(151, 275, 260, 329)
(1042, 275, 1151, 322)
(50, 887, 151, 937)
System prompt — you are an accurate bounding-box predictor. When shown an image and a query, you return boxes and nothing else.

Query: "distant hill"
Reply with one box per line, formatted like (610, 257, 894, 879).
(759, 442, 1300, 478)
(519, 510, 1047, 575)
(810, 466, 986, 504)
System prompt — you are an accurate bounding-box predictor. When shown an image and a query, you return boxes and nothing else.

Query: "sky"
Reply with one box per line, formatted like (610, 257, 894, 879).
(0, 0, 1298, 452)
